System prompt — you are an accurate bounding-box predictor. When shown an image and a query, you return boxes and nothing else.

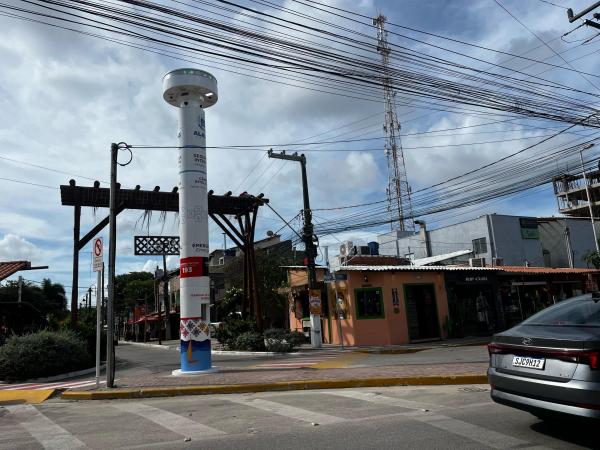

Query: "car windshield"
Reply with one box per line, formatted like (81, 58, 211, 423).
(522, 295, 600, 327)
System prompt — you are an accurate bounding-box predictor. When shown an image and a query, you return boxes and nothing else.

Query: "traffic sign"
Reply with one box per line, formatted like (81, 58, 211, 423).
(93, 237, 103, 272)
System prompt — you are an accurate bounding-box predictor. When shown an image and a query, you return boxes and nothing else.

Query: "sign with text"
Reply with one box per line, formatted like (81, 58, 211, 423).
(92, 237, 103, 272)
(309, 289, 322, 315)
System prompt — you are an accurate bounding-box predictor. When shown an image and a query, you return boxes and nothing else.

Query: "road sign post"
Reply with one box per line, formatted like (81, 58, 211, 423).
(92, 237, 103, 388)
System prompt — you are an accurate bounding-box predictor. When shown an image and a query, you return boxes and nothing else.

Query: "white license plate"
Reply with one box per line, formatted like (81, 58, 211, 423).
(512, 356, 545, 370)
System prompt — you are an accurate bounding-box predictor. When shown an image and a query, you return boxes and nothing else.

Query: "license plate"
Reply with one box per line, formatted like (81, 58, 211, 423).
(512, 356, 545, 370)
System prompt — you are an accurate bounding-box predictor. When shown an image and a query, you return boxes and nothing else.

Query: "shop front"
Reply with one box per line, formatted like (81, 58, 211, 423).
(444, 271, 501, 337)
(287, 265, 463, 346)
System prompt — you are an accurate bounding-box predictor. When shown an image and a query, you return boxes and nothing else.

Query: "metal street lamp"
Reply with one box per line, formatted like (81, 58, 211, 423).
(579, 143, 600, 253)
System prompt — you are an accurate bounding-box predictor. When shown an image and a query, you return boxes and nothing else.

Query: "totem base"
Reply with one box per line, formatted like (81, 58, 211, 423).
(171, 367, 219, 377)
(180, 339, 211, 372)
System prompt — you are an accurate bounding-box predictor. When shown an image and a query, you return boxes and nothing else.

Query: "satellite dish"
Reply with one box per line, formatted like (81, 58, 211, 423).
(266, 230, 274, 237)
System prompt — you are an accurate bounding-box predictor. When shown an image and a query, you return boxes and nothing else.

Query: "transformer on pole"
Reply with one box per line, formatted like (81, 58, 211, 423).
(373, 15, 414, 232)
(163, 68, 218, 374)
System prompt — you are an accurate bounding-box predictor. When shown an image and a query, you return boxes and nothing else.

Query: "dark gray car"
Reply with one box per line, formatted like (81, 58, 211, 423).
(488, 293, 600, 419)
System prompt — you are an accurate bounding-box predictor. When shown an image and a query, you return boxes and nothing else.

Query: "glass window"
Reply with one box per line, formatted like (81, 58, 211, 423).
(472, 237, 487, 255)
(522, 295, 600, 327)
(355, 288, 385, 319)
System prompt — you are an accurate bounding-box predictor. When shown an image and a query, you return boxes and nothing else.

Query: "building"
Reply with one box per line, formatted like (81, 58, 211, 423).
(552, 168, 600, 217)
(286, 263, 600, 347)
(377, 214, 599, 269)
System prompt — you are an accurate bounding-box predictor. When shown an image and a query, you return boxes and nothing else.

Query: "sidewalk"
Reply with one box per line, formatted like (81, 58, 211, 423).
(62, 359, 488, 400)
(121, 335, 491, 354)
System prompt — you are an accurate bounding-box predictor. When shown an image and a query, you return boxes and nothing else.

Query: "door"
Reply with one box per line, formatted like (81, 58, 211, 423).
(404, 284, 440, 341)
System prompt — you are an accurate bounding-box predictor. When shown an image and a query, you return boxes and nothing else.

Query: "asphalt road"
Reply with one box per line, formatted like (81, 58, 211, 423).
(2, 385, 595, 449)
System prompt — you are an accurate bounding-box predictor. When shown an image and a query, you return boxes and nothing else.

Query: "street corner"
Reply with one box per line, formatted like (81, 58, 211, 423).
(0, 389, 55, 405)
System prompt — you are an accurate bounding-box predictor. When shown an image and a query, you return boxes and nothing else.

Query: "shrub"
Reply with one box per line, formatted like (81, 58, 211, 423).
(213, 318, 256, 350)
(264, 328, 305, 352)
(0, 330, 91, 382)
(232, 331, 265, 351)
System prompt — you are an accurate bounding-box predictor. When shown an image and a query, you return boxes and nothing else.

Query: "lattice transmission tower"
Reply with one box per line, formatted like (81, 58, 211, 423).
(373, 14, 414, 232)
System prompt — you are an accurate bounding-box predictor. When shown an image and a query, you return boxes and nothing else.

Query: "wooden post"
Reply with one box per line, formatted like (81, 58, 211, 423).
(71, 204, 81, 325)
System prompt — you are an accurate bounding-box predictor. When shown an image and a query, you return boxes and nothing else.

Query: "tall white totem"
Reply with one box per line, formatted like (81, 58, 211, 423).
(163, 68, 218, 373)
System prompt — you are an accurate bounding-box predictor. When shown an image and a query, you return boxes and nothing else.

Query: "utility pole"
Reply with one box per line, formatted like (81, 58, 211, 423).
(566, 2, 600, 30)
(162, 252, 171, 341)
(106, 143, 118, 388)
(17, 276, 23, 304)
(579, 144, 600, 253)
(268, 150, 322, 348)
(373, 15, 414, 232)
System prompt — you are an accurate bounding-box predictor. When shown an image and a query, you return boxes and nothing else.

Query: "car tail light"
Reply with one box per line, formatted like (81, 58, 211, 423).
(579, 351, 599, 370)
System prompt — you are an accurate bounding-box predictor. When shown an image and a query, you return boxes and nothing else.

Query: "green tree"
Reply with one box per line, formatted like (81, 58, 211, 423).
(0, 279, 68, 335)
(113, 272, 155, 318)
(583, 250, 600, 269)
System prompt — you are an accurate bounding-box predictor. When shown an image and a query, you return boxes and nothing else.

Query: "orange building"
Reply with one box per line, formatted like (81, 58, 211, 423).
(287, 265, 495, 346)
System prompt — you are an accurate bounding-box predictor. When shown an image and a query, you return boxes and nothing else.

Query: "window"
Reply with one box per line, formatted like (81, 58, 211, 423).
(472, 237, 487, 255)
(218, 257, 225, 265)
(523, 295, 600, 326)
(355, 288, 385, 319)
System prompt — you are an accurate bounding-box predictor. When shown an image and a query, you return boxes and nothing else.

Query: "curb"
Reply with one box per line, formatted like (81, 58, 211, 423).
(60, 374, 489, 401)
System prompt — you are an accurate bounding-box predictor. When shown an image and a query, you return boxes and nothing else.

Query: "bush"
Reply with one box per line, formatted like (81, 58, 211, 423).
(213, 318, 256, 350)
(0, 330, 91, 382)
(233, 331, 265, 351)
(264, 328, 305, 353)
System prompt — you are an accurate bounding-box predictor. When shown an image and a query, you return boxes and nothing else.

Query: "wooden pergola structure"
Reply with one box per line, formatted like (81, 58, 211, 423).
(60, 180, 268, 327)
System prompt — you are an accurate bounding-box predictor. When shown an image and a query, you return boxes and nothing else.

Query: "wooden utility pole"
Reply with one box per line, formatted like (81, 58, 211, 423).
(267, 150, 322, 348)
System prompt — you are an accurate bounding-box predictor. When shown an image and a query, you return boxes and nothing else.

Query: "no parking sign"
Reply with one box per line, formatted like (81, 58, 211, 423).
(93, 237, 103, 272)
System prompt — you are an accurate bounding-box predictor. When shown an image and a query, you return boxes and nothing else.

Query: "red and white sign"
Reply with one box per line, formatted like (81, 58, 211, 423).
(92, 237, 103, 272)
(180, 256, 205, 278)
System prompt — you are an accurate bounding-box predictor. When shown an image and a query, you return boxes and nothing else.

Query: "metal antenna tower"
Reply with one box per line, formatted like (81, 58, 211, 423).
(373, 14, 414, 232)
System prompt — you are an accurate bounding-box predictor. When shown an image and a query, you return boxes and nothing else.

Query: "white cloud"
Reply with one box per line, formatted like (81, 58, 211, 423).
(0, 234, 40, 261)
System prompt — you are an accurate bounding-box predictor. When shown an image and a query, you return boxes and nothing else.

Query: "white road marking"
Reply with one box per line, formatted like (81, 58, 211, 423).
(112, 402, 225, 440)
(227, 396, 345, 425)
(327, 390, 442, 411)
(6, 404, 86, 450)
(416, 414, 530, 449)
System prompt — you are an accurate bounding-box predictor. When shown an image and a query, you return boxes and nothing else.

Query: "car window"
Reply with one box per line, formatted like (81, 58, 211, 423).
(522, 296, 600, 326)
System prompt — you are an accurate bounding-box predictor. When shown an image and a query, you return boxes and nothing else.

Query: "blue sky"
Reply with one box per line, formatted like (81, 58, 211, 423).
(1, 0, 599, 305)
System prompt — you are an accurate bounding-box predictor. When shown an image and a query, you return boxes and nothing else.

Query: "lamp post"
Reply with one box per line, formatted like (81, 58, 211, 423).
(163, 68, 218, 374)
(579, 143, 600, 253)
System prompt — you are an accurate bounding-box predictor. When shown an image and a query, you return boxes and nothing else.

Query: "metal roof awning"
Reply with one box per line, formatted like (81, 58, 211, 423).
(412, 249, 473, 266)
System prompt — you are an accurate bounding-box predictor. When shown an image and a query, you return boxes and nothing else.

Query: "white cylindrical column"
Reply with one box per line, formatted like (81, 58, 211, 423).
(163, 68, 218, 373)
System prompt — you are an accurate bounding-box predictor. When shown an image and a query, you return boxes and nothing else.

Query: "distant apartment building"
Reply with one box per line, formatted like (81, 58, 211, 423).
(377, 214, 599, 269)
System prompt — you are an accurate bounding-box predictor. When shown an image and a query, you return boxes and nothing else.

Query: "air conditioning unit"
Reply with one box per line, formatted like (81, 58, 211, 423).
(492, 257, 504, 267)
(357, 246, 371, 255)
(339, 241, 353, 257)
(469, 257, 486, 267)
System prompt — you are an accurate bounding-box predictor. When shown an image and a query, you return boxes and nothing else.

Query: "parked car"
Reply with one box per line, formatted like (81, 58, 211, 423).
(488, 293, 600, 420)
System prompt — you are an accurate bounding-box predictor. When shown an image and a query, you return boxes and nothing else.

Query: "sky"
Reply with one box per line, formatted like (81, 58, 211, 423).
(1, 0, 599, 306)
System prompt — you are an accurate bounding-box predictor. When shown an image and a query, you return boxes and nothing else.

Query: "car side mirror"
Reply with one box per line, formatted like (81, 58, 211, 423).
(592, 292, 600, 303)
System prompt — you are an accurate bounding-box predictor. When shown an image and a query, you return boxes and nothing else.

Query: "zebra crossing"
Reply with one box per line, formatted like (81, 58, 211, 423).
(0, 385, 566, 449)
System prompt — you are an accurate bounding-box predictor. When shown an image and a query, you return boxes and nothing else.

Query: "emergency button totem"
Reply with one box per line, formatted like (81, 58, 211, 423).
(163, 68, 218, 373)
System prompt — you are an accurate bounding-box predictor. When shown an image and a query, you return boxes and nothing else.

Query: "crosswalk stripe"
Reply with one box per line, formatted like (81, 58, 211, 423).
(227, 396, 345, 425)
(6, 404, 86, 450)
(112, 402, 225, 440)
(326, 390, 441, 411)
(416, 414, 530, 449)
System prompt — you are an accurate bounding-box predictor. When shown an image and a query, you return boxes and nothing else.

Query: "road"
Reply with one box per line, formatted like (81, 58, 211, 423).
(1, 384, 595, 449)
